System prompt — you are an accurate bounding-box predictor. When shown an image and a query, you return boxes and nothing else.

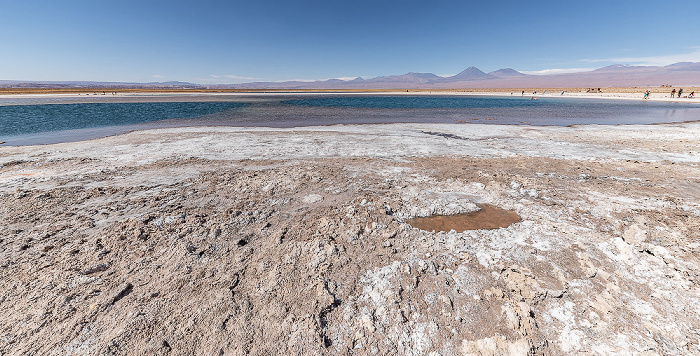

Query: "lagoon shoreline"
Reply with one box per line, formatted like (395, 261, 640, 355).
(2, 91, 700, 147)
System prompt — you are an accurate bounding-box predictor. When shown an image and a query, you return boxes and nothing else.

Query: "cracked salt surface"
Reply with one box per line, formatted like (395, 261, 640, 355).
(2, 122, 700, 354)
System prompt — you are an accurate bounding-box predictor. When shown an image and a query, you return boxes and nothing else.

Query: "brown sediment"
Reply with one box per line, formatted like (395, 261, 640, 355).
(407, 204, 521, 232)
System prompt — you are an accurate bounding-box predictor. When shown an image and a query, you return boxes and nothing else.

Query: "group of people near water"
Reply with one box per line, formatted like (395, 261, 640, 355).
(516, 89, 565, 97)
(512, 88, 694, 100)
(644, 89, 695, 99)
(670, 88, 694, 98)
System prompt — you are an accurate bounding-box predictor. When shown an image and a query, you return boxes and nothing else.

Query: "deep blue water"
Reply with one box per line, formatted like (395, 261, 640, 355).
(0, 101, 247, 137)
(1, 94, 699, 145)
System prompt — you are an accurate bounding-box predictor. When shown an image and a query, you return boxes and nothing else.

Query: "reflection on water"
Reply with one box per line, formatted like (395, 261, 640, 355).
(1, 94, 699, 145)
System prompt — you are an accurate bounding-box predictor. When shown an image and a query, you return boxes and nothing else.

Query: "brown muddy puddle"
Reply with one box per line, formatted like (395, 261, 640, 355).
(407, 204, 521, 232)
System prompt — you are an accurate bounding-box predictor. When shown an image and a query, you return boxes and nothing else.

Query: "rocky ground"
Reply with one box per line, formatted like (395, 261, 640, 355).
(1, 123, 699, 355)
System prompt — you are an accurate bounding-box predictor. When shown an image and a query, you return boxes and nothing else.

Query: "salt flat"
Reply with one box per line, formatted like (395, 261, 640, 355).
(1, 122, 699, 354)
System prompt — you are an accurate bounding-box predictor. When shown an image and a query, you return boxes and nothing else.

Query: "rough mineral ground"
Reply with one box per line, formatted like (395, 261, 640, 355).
(1, 122, 699, 355)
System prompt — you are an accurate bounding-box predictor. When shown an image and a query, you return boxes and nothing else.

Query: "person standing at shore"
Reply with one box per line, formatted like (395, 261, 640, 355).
(671, 88, 676, 98)
(678, 88, 683, 98)
(644, 90, 650, 99)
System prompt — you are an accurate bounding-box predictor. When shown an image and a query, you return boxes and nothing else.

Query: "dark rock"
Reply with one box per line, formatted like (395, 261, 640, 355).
(111, 283, 133, 305)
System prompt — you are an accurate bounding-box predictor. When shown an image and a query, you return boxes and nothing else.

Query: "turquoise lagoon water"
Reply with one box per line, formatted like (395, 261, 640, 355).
(1, 95, 699, 145)
(0, 101, 247, 137)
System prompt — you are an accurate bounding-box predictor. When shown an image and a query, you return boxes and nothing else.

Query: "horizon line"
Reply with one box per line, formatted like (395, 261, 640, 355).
(1, 61, 698, 86)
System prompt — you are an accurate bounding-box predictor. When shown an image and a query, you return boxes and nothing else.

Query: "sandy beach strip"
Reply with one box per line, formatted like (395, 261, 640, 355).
(1, 88, 700, 104)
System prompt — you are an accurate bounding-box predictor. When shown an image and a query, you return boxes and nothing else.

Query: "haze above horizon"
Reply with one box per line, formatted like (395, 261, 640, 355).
(1, 1, 698, 84)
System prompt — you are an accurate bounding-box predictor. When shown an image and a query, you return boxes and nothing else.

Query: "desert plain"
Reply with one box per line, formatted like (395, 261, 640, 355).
(1, 92, 700, 355)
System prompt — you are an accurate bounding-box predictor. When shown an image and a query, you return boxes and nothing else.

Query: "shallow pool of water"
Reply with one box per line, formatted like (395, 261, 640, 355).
(407, 204, 521, 232)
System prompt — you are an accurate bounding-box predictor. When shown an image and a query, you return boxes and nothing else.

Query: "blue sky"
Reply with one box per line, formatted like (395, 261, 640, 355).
(1, 0, 698, 84)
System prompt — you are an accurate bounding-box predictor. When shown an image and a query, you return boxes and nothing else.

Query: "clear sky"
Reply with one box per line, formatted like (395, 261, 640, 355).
(1, 0, 698, 84)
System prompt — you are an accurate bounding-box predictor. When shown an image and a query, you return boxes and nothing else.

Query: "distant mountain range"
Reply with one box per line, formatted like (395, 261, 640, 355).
(227, 62, 700, 89)
(2, 62, 700, 90)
